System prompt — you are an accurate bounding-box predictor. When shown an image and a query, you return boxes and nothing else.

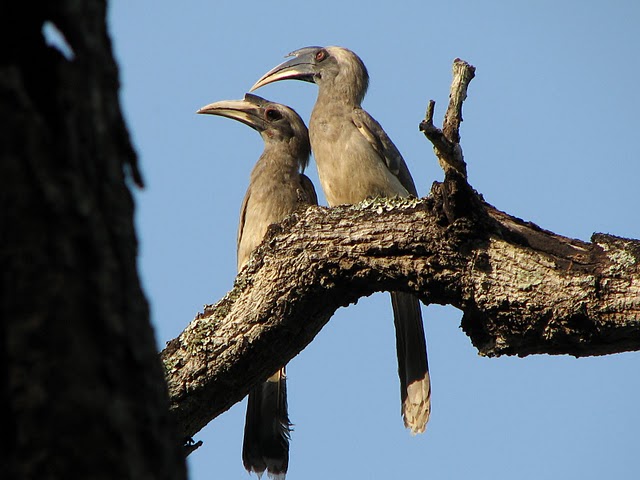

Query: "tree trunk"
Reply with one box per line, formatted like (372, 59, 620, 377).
(1, 2, 186, 478)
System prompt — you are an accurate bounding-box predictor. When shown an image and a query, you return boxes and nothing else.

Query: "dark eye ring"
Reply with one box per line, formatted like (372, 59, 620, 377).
(315, 50, 326, 62)
(265, 108, 282, 121)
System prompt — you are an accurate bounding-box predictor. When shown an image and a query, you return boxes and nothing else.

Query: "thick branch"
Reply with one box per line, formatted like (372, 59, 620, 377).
(161, 194, 640, 438)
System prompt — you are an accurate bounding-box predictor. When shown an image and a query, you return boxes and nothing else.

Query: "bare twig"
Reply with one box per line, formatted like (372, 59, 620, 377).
(443, 59, 476, 145)
(183, 438, 203, 456)
(419, 100, 456, 163)
(420, 58, 475, 178)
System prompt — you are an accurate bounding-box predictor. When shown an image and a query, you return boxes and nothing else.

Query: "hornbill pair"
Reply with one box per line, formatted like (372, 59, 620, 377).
(198, 46, 430, 479)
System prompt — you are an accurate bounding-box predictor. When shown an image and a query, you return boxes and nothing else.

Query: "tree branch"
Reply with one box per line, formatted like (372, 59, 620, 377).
(420, 58, 475, 179)
(161, 194, 640, 438)
(160, 59, 640, 442)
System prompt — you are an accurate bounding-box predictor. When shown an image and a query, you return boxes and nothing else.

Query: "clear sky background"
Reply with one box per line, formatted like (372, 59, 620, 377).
(108, 2, 639, 479)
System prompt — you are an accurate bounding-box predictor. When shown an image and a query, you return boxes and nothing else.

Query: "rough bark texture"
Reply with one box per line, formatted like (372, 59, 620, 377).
(1, 2, 186, 479)
(161, 58, 640, 443)
(162, 194, 640, 439)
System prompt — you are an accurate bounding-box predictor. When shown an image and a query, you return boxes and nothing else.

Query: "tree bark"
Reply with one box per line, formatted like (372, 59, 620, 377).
(162, 193, 640, 439)
(1, 2, 186, 478)
(160, 59, 640, 441)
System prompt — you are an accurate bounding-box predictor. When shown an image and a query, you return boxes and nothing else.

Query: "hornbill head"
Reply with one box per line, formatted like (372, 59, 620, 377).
(197, 93, 310, 163)
(250, 46, 369, 105)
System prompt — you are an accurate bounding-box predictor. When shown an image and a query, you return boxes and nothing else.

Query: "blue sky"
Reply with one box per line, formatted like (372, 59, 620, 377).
(108, 2, 639, 478)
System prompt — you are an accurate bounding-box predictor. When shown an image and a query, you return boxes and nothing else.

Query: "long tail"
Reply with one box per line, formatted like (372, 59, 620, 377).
(242, 367, 291, 479)
(391, 291, 431, 434)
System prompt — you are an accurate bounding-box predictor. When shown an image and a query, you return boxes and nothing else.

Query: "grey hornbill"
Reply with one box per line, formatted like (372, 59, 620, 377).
(251, 46, 431, 434)
(197, 93, 317, 479)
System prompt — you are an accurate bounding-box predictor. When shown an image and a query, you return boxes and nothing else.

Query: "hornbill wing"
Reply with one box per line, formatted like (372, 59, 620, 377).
(299, 173, 318, 205)
(351, 108, 418, 197)
(236, 185, 252, 268)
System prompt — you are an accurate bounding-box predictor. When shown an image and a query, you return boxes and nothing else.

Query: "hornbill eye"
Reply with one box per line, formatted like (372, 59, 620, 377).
(315, 49, 327, 62)
(265, 108, 282, 121)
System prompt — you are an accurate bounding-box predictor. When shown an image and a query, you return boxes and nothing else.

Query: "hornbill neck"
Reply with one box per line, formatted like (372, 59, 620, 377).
(316, 85, 362, 108)
(315, 68, 367, 107)
(260, 140, 309, 174)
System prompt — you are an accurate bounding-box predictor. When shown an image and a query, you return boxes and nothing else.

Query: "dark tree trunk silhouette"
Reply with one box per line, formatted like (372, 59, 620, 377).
(1, 2, 186, 478)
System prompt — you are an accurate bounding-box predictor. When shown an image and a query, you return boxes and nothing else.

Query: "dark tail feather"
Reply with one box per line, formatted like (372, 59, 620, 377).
(391, 291, 431, 434)
(242, 367, 291, 479)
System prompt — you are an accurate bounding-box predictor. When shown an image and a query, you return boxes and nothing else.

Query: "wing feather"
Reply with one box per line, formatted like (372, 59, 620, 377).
(299, 173, 318, 205)
(351, 108, 418, 196)
(236, 186, 252, 269)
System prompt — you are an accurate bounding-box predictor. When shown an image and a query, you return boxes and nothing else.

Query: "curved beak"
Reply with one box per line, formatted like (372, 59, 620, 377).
(197, 94, 268, 132)
(250, 47, 319, 91)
